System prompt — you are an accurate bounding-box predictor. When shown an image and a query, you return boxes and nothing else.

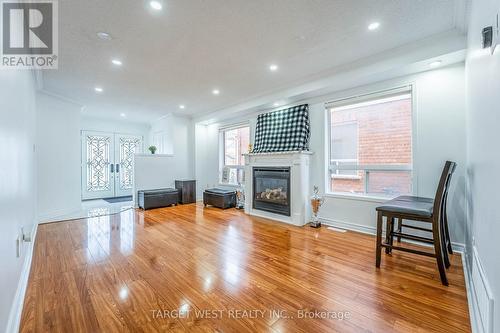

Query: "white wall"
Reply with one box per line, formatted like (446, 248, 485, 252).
(465, 0, 500, 331)
(195, 122, 224, 198)
(194, 64, 467, 245)
(149, 115, 174, 154)
(312, 65, 467, 245)
(35, 110, 151, 221)
(133, 115, 195, 205)
(81, 116, 151, 149)
(36, 93, 82, 219)
(0, 70, 37, 332)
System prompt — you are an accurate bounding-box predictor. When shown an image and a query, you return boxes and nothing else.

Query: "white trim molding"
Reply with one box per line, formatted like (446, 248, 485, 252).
(6, 223, 38, 333)
(38, 206, 82, 224)
(463, 246, 495, 333)
(319, 216, 465, 253)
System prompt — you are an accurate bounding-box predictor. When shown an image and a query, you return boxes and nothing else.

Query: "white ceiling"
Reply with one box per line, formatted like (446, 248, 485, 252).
(42, 0, 467, 123)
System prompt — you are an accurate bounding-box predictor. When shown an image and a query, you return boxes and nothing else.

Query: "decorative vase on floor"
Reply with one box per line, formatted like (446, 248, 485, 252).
(236, 169, 245, 209)
(236, 185, 245, 209)
(310, 186, 324, 228)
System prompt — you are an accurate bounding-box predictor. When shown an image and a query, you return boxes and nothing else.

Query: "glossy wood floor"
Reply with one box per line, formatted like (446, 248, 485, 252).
(20, 203, 471, 333)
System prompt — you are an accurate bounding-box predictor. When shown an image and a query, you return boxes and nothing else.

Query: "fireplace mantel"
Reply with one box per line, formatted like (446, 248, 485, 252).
(244, 151, 313, 226)
(245, 151, 313, 156)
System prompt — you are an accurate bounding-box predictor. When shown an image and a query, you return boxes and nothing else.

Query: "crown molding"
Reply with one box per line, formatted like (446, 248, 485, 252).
(37, 89, 85, 108)
(193, 30, 467, 124)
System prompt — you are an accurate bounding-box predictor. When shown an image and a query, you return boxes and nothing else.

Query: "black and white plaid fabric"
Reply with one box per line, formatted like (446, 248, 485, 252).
(253, 104, 310, 153)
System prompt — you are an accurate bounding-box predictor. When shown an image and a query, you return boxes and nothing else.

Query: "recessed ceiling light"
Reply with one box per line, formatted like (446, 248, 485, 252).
(429, 60, 442, 68)
(269, 64, 278, 72)
(212, 89, 220, 95)
(368, 22, 380, 31)
(273, 102, 281, 107)
(120, 113, 126, 118)
(94, 87, 103, 93)
(179, 104, 185, 109)
(149, 1, 162, 10)
(96, 32, 112, 40)
(111, 59, 122, 66)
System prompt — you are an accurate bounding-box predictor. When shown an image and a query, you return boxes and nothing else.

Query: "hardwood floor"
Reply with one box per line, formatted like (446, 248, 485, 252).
(20, 203, 471, 332)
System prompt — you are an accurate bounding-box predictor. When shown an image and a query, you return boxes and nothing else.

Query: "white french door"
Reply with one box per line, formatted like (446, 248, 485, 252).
(114, 134, 143, 197)
(81, 131, 143, 200)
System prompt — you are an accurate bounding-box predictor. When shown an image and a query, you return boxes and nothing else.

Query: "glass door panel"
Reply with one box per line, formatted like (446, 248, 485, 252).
(81, 131, 115, 200)
(81, 131, 143, 200)
(115, 134, 143, 197)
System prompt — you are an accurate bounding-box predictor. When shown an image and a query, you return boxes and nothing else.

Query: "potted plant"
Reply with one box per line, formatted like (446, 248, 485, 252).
(148, 145, 157, 154)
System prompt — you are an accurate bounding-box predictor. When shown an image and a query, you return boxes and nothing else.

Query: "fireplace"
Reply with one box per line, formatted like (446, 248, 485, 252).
(253, 167, 291, 216)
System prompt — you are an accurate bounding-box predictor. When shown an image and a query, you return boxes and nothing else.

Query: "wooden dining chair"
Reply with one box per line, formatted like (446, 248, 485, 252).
(393, 162, 456, 268)
(375, 161, 456, 286)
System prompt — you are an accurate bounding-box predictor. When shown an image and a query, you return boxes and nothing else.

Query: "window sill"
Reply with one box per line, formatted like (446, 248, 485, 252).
(324, 192, 392, 203)
(218, 183, 240, 187)
(331, 175, 362, 180)
(135, 153, 174, 157)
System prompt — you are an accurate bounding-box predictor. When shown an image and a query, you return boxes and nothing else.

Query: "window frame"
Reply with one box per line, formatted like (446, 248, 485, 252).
(325, 85, 416, 199)
(219, 123, 251, 186)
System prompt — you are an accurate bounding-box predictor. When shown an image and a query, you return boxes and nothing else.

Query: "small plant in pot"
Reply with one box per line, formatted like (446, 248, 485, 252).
(148, 146, 157, 154)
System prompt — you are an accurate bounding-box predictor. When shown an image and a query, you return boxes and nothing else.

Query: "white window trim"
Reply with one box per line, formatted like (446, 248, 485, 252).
(219, 123, 250, 185)
(325, 85, 416, 199)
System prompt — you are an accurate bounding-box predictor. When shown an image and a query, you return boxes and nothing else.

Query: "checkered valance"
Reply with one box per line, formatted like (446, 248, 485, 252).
(253, 104, 310, 153)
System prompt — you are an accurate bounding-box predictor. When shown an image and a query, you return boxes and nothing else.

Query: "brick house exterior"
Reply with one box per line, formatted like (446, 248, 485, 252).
(330, 97, 412, 196)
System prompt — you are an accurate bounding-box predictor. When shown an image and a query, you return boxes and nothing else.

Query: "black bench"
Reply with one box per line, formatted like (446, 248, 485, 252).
(138, 188, 179, 210)
(203, 188, 236, 209)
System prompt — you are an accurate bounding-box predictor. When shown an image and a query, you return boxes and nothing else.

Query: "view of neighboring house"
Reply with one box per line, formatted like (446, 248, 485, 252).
(330, 92, 413, 196)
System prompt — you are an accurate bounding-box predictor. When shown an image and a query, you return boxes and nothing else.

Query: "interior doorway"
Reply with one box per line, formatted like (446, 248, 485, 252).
(81, 131, 143, 200)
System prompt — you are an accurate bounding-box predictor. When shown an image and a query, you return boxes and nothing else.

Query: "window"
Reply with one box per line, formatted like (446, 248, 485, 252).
(327, 88, 413, 197)
(331, 122, 358, 178)
(221, 125, 250, 185)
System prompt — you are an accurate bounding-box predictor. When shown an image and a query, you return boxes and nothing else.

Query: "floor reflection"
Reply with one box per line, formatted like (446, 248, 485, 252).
(222, 225, 246, 289)
(88, 207, 110, 218)
(119, 210, 135, 254)
(87, 215, 111, 261)
(40, 198, 133, 224)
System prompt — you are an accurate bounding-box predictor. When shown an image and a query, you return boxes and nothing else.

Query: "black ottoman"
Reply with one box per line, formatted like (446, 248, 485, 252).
(138, 188, 179, 210)
(203, 188, 236, 209)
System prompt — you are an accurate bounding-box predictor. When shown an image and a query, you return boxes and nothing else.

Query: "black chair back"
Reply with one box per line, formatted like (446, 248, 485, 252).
(433, 161, 456, 220)
(441, 162, 457, 211)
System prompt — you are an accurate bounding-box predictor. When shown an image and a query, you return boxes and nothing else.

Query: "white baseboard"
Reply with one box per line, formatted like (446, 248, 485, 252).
(5, 223, 38, 333)
(319, 216, 465, 253)
(319, 216, 377, 235)
(462, 251, 481, 333)
(38, 206, 81, 223)
(462, 246, 494, 333)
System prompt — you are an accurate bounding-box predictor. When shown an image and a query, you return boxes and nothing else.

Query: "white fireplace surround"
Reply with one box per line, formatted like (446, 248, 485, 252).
(244, 151, 312, 226)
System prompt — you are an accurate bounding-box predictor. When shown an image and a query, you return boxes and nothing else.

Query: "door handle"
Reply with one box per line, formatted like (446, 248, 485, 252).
(110, 164, 114, 173)
(116, 164, 120, 173)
